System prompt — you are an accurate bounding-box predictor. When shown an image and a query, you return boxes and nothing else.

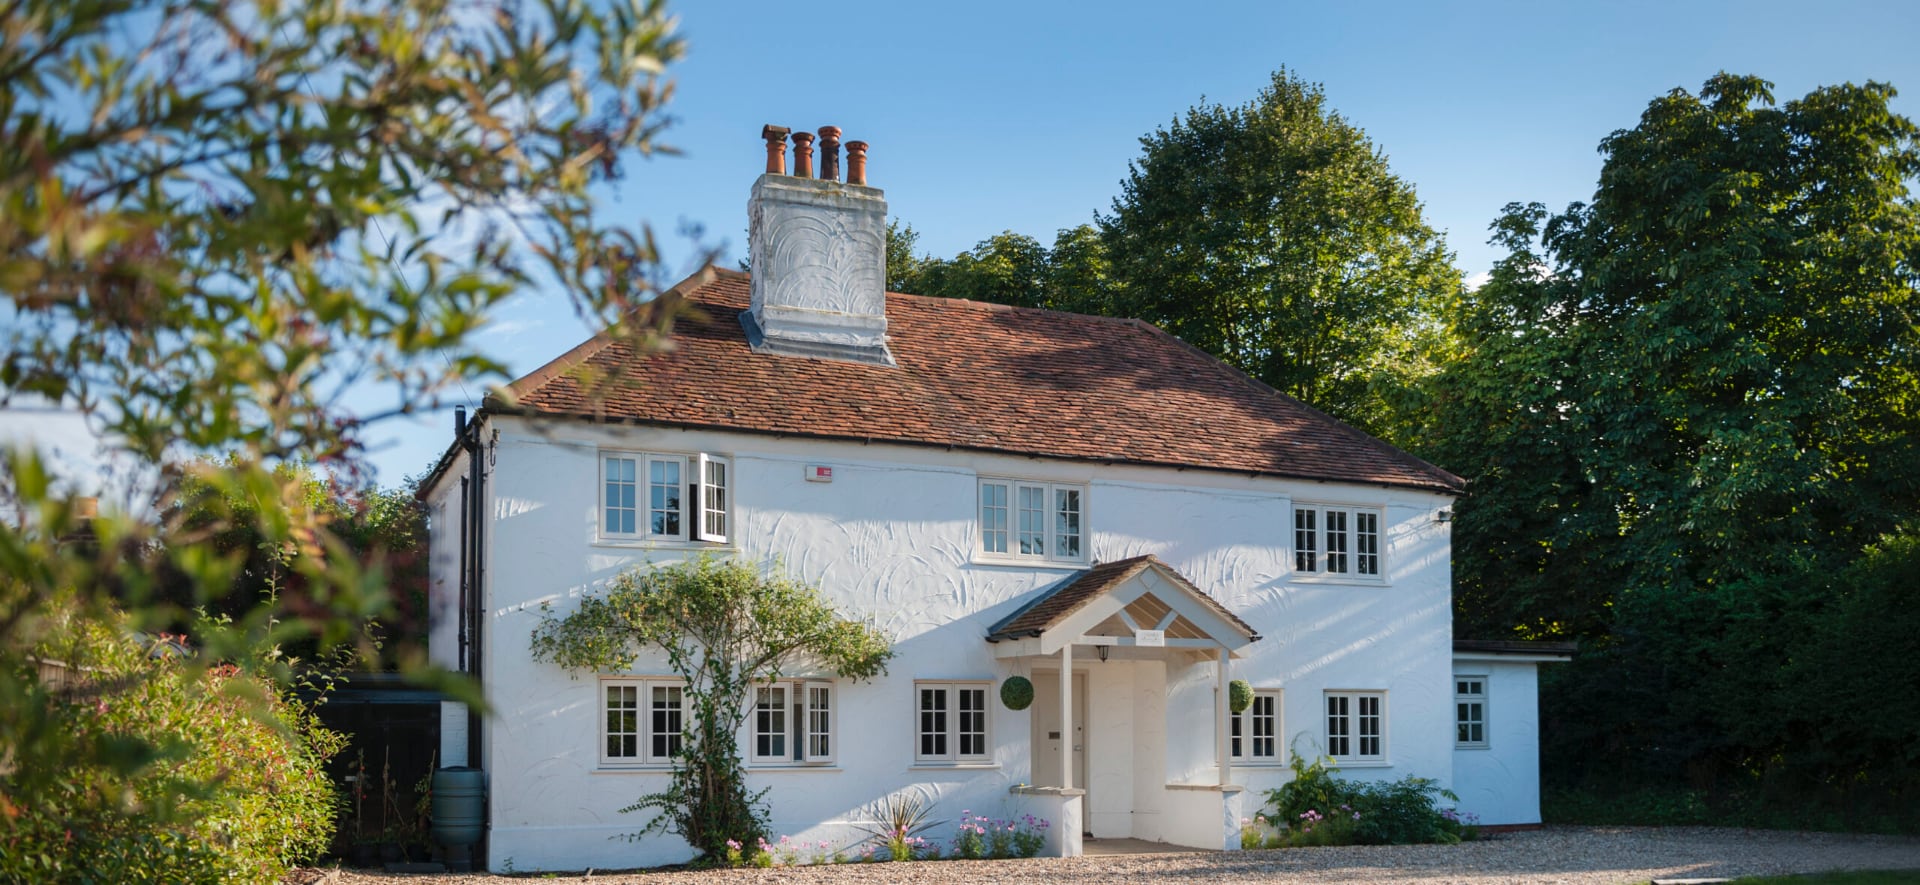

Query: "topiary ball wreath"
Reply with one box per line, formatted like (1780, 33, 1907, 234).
(1000, 676, 1035, 711)
(1229, 679, 1254, 714)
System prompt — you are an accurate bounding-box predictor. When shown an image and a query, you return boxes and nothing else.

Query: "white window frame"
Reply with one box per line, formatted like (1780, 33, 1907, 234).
(977, 478, 1088, 564)
(1455, 675, 1489, 749)
(1230, 688, 1283, 764)
(1325, 690, 1386, 763)
(600, 677, 688, 768)
(696, 452, 729, 543)
(748, 679, 836, 767)
(600, 450, 732, 544)
(915, 681, 992, 764)
(1293, 504, 1384, 580)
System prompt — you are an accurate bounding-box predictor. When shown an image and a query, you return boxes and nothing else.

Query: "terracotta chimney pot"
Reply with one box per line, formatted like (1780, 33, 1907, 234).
(760, 124, 791, 175)
(817, 126, 842, 182)
(845, 141, 869, 185)
(791, 131, 815, 178)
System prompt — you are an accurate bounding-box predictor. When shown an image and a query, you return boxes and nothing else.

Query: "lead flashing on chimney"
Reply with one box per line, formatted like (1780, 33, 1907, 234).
(739, 310, 898, 367)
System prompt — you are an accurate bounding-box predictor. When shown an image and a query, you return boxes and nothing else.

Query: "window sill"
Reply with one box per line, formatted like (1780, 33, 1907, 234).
(594, 767, 674, 774)
(971, 556, 1088, 571)
(593, 538, 738, 553)
(909, 763, 1000, 771)
(1455, 744, 1491, 751)
(1329, 759, 1391, 768)
(1290, 575, 1388, 587)
(1228, 760, 1288, 768)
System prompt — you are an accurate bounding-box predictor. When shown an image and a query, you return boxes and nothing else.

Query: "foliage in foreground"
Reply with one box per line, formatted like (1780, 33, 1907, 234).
(530, 556, 894, 863)
(2, 0, 686, 874)
(1256, 752, 1474, 847)
(0, 610, 345, 883)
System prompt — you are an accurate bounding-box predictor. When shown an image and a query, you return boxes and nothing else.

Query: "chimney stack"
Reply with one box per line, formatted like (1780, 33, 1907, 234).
(745, 123, 892, 365)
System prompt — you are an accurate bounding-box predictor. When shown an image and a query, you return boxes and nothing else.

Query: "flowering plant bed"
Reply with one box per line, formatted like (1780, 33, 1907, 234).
(720, 811, 1049, 866)
(1244, 751, 1481, 848)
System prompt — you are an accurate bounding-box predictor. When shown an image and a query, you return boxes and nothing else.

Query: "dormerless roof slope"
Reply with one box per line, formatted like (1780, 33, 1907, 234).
(495, 266, 1464, 494)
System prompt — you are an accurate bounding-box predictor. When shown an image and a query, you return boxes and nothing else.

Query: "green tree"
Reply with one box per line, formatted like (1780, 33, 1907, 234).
(159, 457, 430, 657)
(1422, 74, 1920, 820)
(1100, 69, 1459, 435)
(896, 224, 1114, 314)
(529, 557, 892, 863)
(884, 218, 925, 292)
(1, 0, 686, 874)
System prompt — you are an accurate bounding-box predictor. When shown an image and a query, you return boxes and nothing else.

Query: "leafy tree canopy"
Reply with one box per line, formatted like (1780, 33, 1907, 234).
(893, 224, 1114, 315)
(1420, 73, 1920, 822)
(1100, 68, 1460, 435)
(1426, 73, 1920, 639)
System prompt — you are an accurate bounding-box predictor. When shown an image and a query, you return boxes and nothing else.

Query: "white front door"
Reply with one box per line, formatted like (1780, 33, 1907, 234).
(1031, 671, 1088, 828)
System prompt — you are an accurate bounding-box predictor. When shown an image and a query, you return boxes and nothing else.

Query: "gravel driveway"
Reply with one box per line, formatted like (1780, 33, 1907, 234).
(313, 826, 1920, 884)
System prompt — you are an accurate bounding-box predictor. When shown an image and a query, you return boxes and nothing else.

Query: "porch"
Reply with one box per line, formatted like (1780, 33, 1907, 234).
(989, 555, 1261, 857)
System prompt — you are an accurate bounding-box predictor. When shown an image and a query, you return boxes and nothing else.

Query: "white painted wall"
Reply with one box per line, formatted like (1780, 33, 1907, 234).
(1451, 659, 1546, 826)
(442, 414, 1463, 871)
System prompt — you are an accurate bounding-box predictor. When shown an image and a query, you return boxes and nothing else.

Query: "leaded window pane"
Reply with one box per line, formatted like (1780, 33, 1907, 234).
(649, 458, 682, 536)
(981, 483, 1009, 554)
(1356, 511, 1380, 575)
(1017, 485, 1046, 555)
(1054, 488, 1082, 560)
(1295, 508, 1318, 572)
(1325, 510, 1349, 573)
(958, 688, 987, 757)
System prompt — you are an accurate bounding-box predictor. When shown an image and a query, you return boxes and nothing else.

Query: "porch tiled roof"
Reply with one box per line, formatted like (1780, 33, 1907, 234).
(493, 266, 1465, 494)
(985, 555, 1258, 643)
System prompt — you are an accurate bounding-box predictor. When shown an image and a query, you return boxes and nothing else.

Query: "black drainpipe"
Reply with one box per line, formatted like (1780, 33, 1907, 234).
(456, 405, 488, 863)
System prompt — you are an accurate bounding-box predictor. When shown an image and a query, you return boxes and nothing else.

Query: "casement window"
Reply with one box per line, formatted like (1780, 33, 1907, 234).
(751, 680, 836, 766)
(1293, 505, 1382, 577)
(601, 678, 687, 766)
(601, 451, 731, 543)
(978, 479, 1086, 563)
(1325, 691, 1385, 762)
(915, 681, 991, 763)
(1455, 676, 1488, 749)
(1230, 689, 1282, 763)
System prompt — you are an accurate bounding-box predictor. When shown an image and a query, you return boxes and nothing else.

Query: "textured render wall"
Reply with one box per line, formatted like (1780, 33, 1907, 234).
(1095, 479, 1459, 802)
(1451, 660, 1544, 826)
(469, 416, 1456, 871)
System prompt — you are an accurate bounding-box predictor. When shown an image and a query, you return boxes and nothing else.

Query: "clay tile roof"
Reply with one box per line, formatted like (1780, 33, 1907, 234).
(984, 554, 1258, 642)
(494, 266, 1464, 494)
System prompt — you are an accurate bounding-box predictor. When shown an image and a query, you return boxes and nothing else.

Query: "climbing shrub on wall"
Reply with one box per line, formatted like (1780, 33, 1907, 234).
(530, 556, 894, 864)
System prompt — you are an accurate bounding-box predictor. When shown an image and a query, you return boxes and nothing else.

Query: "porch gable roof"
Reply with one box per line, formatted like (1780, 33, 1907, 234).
(985, 555, 1260, 652)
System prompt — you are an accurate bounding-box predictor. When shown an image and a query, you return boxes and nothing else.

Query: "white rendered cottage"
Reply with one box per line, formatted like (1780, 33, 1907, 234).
(418, 125, 1571, 873)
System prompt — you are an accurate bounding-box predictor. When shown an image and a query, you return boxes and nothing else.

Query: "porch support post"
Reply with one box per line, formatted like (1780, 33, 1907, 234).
(1217, 645, 1232, 786)
(1060, 643, 1074, 789)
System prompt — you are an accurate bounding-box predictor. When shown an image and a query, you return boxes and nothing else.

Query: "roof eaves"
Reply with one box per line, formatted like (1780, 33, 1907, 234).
(470, 408, 1465, 495)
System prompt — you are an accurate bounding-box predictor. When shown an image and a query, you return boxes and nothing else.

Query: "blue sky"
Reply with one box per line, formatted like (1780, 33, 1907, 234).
(8, 0, 1917, 493)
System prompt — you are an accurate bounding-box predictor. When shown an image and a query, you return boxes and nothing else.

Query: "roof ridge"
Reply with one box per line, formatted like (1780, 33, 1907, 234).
(877, 289, 1156, 328)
